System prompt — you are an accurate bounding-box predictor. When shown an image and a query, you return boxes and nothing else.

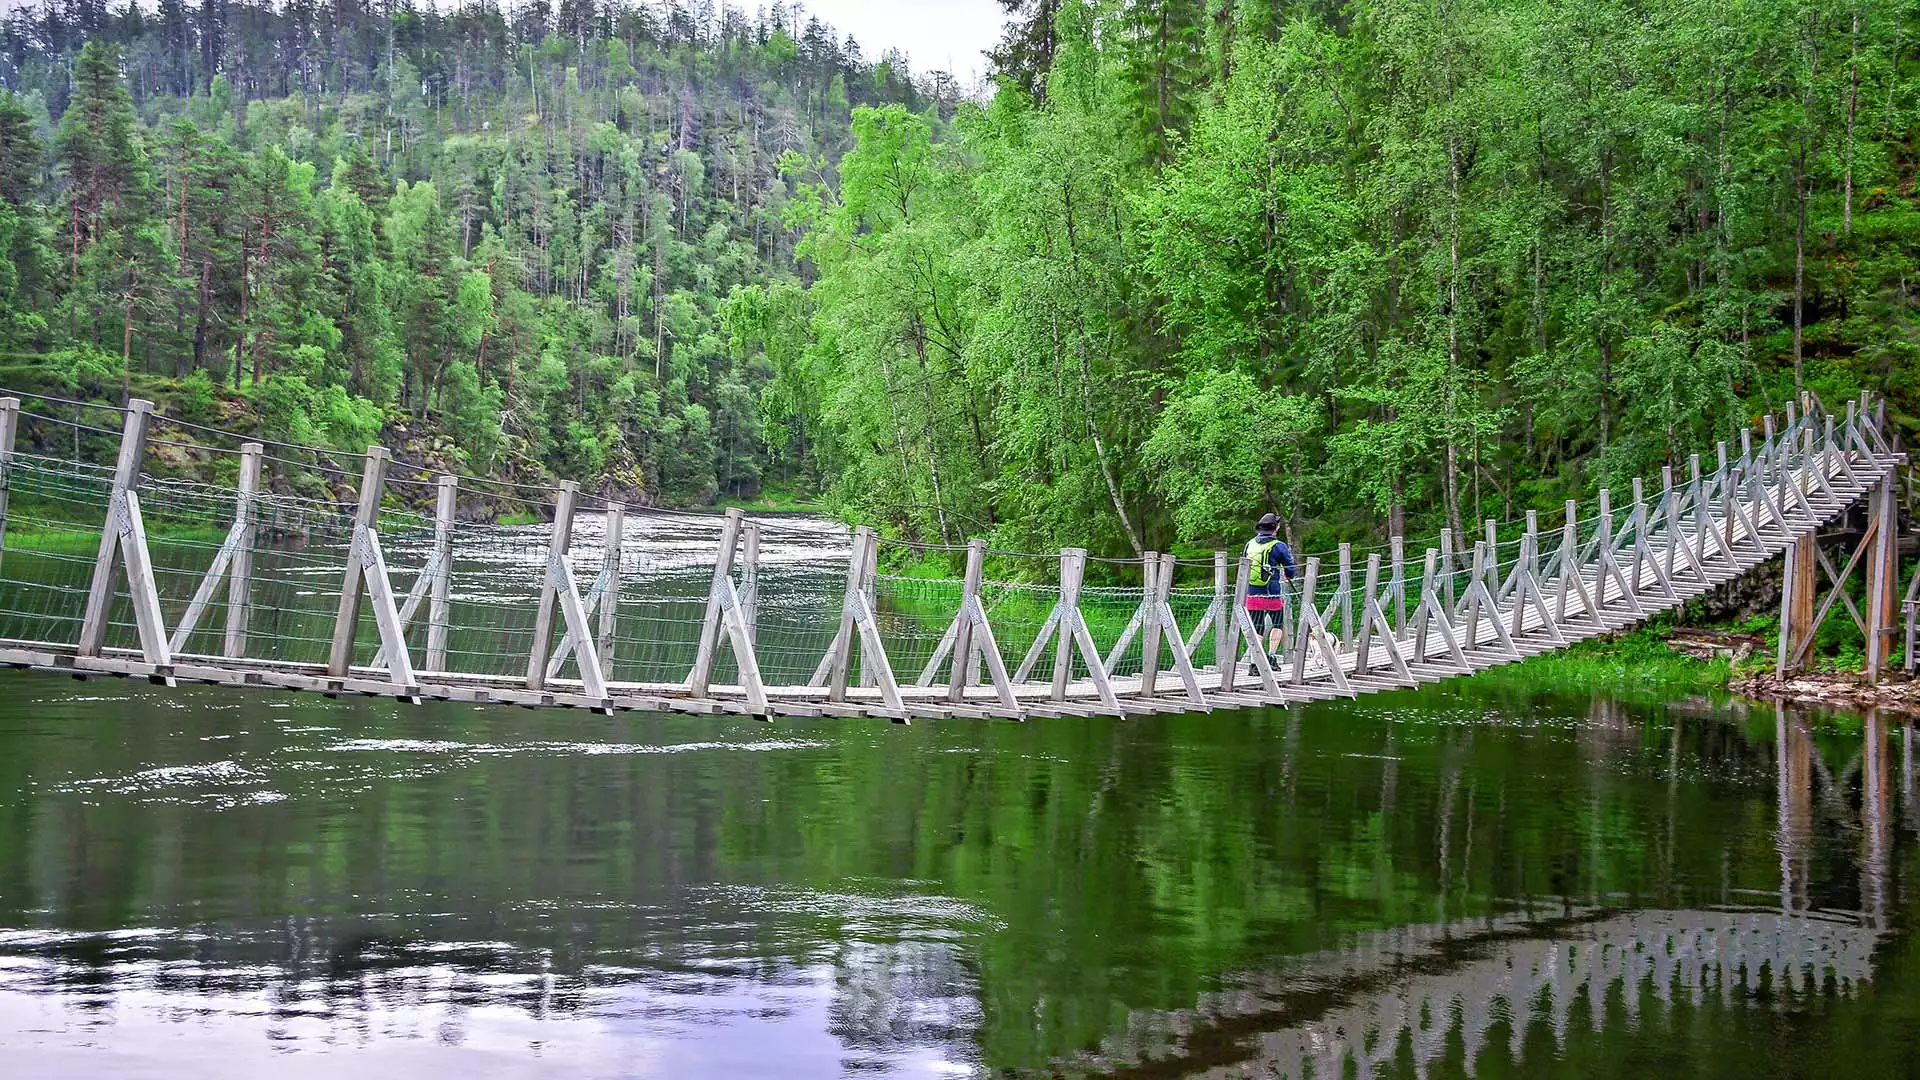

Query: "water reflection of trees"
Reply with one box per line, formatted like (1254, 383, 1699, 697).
(0, 688, 1913, 1075)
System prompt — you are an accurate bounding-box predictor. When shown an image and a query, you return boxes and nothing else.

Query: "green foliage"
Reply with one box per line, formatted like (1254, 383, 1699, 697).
(1142, 371, 1319, 545)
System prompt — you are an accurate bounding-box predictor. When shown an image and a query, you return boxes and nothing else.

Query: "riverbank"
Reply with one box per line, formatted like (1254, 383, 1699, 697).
(1729, 671, 1920, 713)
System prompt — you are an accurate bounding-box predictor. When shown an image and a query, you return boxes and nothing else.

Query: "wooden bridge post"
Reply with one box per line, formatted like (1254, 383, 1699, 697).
(1513, 512, 1537, 639)
(598, 501, 625, 681)
(425, 475, 457, 672)
(1389, 536, 1406, 633)
(1341, 544, 1359, 648)
(1357, 551, 1381, 673)
(1867, 473, 1899, 684)
(1155, 553, 1206, 704)
(323, 448, 395, 682)
(1483, 520, 1500, 596)
(1289, 557, 1320, 681)
(1197, 550, 1229, 669)
(1439, 529, 1456, 611)
(1051, 548, 1086, 700)
(222, 443, 263, 658)
(948, 539, 983, 701)
(79, 399, 154, 657)
(0, 397, 17, 558)
(1140, 553, 1164, 698)
(1778, 533, 1817, 676)
(739, 519, 759, 649)
(692, 508, 745, 699)
(526, 481, 578, 691)
(830, 527, 870, 701)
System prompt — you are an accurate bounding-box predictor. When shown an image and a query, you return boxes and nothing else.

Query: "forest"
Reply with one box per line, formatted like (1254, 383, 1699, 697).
(0, 0, 948, 507)
(2, 0, 1918, 559)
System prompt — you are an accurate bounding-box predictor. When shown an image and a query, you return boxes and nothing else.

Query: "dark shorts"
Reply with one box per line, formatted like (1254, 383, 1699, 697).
(1246, 593, 1285, 634)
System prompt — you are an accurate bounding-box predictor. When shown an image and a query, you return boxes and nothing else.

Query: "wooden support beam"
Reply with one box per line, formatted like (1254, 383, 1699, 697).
(830, 526, 873, 702)
(1139, 552, 1164, 697)
(1867, 474, 1899, 684)
(355, 524, 420, 703)
(1289, 558, 1350, 693)
(1778, 534, 1817, 676)
(327, 447, 390, 677)
(424, 476, 458, 672)
(224, 444, 262, 658)
(598, 502, 625, 681)
(1389, 536, 1407, 633)
(115, 489, 174, 680)
(0, 397, 17, 561)
(1049, 548, 1120, 709)
(80, 399, 154, 657)
(1411, 547, 1467, 668)
(1335, 543, 1354, 649)
(690, 508, 745, 698)
(1153, 552, 1206, 705)
(525, 481, 578, 692)
(1183, 550, 1229, 661)
(1102, 552, 1155, 673)
(739, 519, 759, 649)
(945, 539, 983, 701)
(167, 501, 248, 653)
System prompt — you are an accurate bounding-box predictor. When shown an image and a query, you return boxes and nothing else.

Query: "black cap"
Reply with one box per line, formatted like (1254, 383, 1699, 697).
(1257, 513, 1280, 529)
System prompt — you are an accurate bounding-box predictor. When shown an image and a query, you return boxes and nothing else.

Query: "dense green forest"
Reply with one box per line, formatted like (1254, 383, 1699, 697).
(0, 0, 949, 506)
(792, 0, 1920, 558)
(2, 0, 1917, 555)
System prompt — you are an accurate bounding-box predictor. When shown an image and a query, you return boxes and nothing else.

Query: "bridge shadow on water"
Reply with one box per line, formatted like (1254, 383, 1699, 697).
(0, 678, 1915, 1078)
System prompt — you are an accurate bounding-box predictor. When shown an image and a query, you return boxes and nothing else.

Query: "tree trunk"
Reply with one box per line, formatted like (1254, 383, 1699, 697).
(1068, 317, 1143, 558)
(1793, 144, 1807, 394)
(191, 259, 211, 375)
(1845, 11, 1859, 236)
(233, 228, 249, 388)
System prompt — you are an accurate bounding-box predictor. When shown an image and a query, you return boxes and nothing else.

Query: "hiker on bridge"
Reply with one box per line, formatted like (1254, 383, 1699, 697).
(1246, 513, 1297, 663)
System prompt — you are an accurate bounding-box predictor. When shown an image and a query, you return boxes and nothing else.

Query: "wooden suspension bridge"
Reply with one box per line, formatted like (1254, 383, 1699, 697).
(0, 391, 1908, 722)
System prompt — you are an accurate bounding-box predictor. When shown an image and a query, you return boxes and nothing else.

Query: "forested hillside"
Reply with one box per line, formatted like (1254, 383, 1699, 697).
(3, 1, 1918, 555)
(0, 0, 947, 506)
(786, 0, 1920, 560)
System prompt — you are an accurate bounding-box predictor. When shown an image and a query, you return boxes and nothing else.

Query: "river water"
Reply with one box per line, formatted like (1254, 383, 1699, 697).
(0, 518, 1917, 1078)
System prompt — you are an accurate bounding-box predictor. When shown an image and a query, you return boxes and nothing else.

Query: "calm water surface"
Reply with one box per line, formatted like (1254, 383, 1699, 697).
(0, 675, 1916, 1079)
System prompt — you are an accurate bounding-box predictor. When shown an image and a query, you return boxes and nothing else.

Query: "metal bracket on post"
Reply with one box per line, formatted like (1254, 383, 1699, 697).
(80, 399, 155, 657)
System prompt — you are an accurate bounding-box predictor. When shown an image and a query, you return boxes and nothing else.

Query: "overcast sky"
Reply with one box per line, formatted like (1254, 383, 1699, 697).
(0, 0, 1011, 81)
(784, 1, 1005, 83)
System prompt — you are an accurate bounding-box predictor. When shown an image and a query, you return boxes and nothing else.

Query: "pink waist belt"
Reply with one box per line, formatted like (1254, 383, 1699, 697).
(1245, 596, 1287, 612)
